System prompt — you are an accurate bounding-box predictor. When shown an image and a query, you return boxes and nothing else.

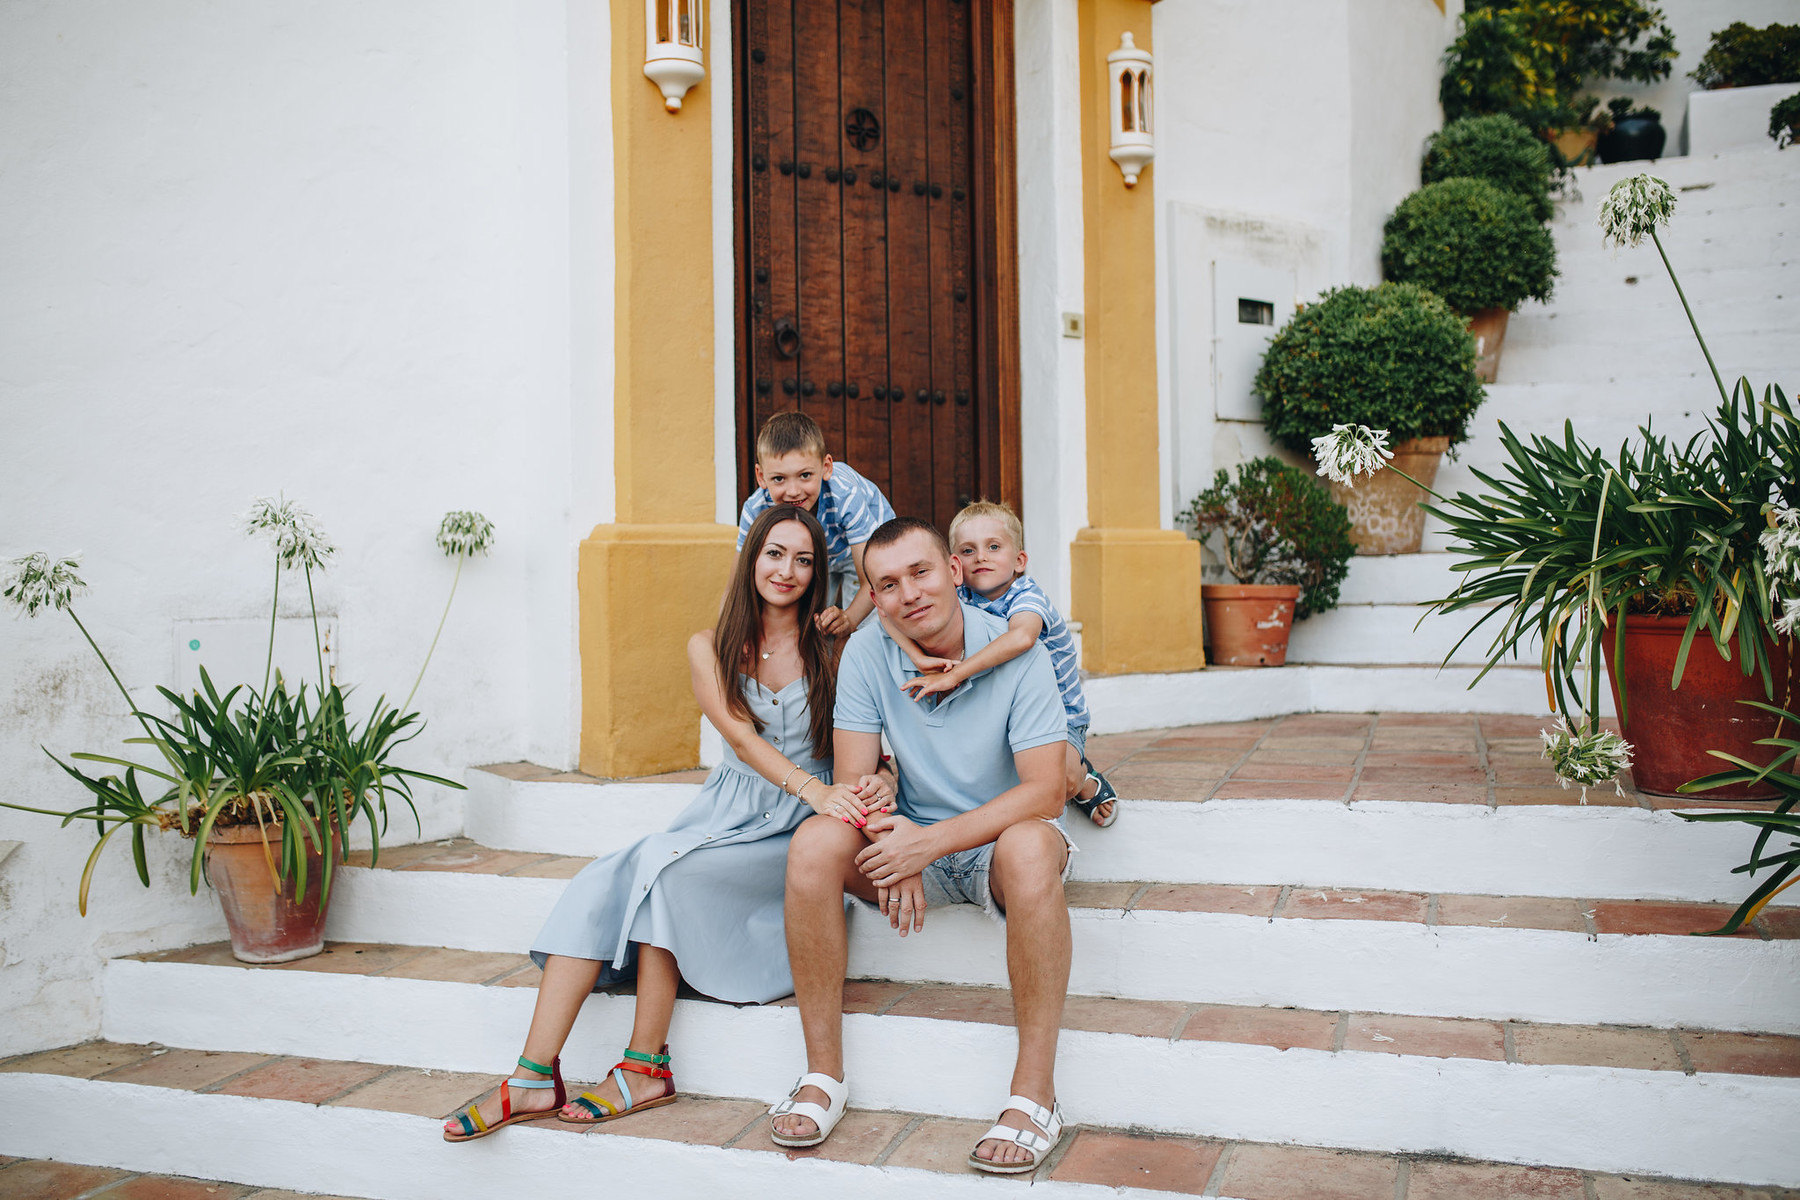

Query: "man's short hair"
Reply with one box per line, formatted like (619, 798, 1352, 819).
(864, 516, 950, 561)
(947, 500, 1024, 551)
(755, 411, 828, 461)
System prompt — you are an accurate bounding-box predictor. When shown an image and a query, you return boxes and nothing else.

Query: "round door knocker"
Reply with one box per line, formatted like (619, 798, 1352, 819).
(773, 319, 802, 360)
(845, 108, 881, 151)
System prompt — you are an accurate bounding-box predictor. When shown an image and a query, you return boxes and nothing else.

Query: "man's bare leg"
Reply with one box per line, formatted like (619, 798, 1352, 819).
(974, 821, 1071, 1165)
(772, 814, 878, 1140)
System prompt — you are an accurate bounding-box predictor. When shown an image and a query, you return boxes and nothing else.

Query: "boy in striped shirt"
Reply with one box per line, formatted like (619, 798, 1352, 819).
(891, 500, 1118, 826)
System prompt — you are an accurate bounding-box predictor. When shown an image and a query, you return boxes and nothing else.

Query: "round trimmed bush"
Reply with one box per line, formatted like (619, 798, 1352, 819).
(1421, 115, 1556, 222)
(1254, 282, 1485, 455)
(1381, 177, 1558, 314)
(1181, 457, 1355, 620)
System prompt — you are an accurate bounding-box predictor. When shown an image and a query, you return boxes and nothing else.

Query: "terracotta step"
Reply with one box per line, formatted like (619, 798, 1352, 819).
(4, 1043, 1797, 1198)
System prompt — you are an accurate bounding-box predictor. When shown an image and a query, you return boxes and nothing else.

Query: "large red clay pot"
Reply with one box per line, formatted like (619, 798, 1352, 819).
(1600, 614, 1799, 801)
(1466, 308, 1510, 384)
(1203, 583, 1299, 667)
(204, 822, 333, 963)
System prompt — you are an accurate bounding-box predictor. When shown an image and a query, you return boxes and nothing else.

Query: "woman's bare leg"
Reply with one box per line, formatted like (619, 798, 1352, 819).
(557, 943, 683, 1117)
(444, 953, 602, 1133)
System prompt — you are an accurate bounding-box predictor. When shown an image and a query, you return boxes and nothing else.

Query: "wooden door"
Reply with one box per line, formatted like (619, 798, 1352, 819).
(736, 0, 1008, 532)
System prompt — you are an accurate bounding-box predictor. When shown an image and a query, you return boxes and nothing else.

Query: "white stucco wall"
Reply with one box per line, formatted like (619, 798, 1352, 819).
(0, 1, 611, 1055)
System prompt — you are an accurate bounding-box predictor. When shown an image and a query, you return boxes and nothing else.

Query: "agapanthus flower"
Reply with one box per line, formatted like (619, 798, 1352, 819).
(1761, 507, 1800, 595)
(1541, 716, 1634, 802)
(1598, 173, 1676, 251)
(1776, 598, 1800, 638)
(436, 510, 496, 558)
(240, 497, 336, 573)
(2, 552, 87, 618)
(1310, 424, 1394, 488)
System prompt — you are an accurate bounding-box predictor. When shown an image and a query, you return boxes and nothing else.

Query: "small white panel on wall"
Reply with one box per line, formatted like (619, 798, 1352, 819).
(1213, 259, 1295, 421)
(173, 618, 339, 699)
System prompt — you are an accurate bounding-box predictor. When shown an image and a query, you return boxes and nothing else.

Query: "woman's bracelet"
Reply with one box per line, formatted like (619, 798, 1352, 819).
(797, 776, 820, 804)
(779, 765, 804, 795)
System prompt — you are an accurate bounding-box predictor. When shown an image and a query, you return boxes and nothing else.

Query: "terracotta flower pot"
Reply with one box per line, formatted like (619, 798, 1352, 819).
(204, 822, 334, 963)
(1202, 583, 1300, 667)
(1599, 614, 1799, 801)
(1546, 127, 1599, 167)
(1465, 308, 1510, 384)
(1319, 436, 1449, 555)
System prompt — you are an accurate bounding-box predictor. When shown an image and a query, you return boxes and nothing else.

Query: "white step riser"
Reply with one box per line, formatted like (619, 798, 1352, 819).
(1334, 555, 1462, 607)
(324, 869, 1800, 1033)
(1286, 606, 1501, 666)
(96, 961, 1799, 1187)
(0, 1075, 1131, 1200)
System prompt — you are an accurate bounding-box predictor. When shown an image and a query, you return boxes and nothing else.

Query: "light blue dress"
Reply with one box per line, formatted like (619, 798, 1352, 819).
(530, 675, 826, 1004)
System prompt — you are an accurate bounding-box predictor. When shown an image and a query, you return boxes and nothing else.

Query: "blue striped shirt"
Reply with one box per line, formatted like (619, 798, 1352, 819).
(736, 461, 896, 573)
(959, 573, 1089, 728)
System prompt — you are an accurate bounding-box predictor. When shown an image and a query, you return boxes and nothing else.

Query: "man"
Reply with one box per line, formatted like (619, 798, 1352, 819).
(767, 516, 1075, 1175)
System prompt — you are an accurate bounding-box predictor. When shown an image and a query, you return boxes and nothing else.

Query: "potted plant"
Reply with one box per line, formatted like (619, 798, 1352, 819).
(1771, 92, 1800, 148)
(1381, 177, 1559, 382)
(1255, 282, 1486, 555)
(1181, 457, 1354, 667)
(1421, 114, 1557, 223)
(1677, 701, 1800, 935)
(1311, 175, 1800, 801)
(0, 503, 494, 961)
(1597, 97, 1667, 162)
(1689, 22, 1800, 90)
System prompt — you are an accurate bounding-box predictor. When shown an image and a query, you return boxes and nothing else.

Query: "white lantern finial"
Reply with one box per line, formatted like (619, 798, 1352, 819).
(1107, 32, 1154, 187)
(645, 0, 705, 113)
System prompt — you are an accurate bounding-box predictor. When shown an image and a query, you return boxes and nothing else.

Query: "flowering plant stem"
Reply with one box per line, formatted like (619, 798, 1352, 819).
(402, 551, 464, 715)
(1649, 227, 1728, 404)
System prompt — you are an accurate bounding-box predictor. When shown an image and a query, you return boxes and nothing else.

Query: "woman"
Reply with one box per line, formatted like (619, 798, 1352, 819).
(445, 504, 891, 1140)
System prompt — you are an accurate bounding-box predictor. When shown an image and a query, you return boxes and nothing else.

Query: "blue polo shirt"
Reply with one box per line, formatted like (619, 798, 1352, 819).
(834, 602, 1068, 827)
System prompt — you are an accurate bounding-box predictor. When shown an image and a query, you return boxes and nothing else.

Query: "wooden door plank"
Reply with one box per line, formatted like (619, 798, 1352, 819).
(838, 0, 892, 494)
(969, 0, 1021, 513)
(924, 0, 961, 529)
(764, 0, 801, 426)
(793, 1, 846, 456)
(882, 0, 933, 524)
(945, 0, 977, 516)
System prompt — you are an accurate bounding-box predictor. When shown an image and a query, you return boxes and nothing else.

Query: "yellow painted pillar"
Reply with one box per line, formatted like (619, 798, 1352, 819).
(578, 0, 736, 776)
(1069, 0, 1205, 675)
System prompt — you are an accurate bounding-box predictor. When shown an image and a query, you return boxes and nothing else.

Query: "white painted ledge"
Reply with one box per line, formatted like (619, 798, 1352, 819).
(1688, 83, 1800, 157)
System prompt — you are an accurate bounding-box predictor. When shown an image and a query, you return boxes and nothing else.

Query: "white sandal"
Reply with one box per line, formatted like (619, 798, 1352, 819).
(968, 1094, 1064, 1175)
(768, 1071, 848, 1148)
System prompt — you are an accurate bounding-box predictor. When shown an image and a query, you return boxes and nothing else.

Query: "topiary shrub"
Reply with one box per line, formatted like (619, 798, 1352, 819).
(1181, 457, 1354, 620)
(1422, 115, 1557, 222)
(1255, 283, 1486, 455)
(1381, 178, 1558, 314)
(1772, 91, 1800, 148)
(1690, 22, 1800, 89)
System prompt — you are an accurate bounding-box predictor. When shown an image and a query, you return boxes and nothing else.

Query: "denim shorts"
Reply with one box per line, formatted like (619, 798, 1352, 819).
(1066, 723, 1088, 757)
(914, 818, 1078, 924)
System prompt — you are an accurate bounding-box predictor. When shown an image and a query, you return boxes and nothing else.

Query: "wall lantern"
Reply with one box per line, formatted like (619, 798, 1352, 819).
(645, 0, 705, 113)
(1107, 32, 1153, 187)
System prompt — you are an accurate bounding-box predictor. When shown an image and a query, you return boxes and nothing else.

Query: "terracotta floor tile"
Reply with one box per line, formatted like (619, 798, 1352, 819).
(1239, 749, 1364, 766)
(1180, 1005, 1338, 1052)
(1229, 762, 1358, 783)
(882, 1116, 1007, 1174)
(98, 1049, 272, 1091)
(346, 840, 459, 870)
(1488, 767, 1568, 788)
(477, 761, 559, 781)
(736, 1107, 908, 1164)
(506, 855, 592, 879)
(1217, 1142, 1399, 1200)
(1679, 1030, 1800, 1077)
(0, 1159, 133, 1199)
(1359, 752, 1482, 768)
(1281, 888, 1429, 923)
(1159, 721, 1276, 739)
(1378, 713, 1478, 727)
(1135, 883, 1281, 918)
(242, 1191, 363, 1200)
(1366, 737, 1478, 755)
(1493, 785, 1637, 807)
(625, 769, 710, 784)
(1591, 901, 1752, 938)
(1357, 765, 1489, 784)
(585, 1096, 764, 1145)
(1407, 1160, 1587, 1199)
(1060, 994, 1188, 1039)
(542, 770, 606, 784)
(141, 942, 246, 968)
(1274, 714, 1375, 734)
(1064, 880, 1143, 909)
(1109, 776, 1221, 803)
(1591, 1177, 1752, 1200)
(1351, 782, 1487, 804)
(1213, 782, 1349, 801)
(1511, 1024, 1683, 1071)
(210, 1056, 389, 1103)
(882, 984, 1014, 1026)
(1344, 1013, 1506, 1060)
(1643, 794, 1781, 812)
(1755, 907, 1800, 939)
(330, 1067, 490, 1117)
(0, 1041, 160, 1079)
(491, 965, 542, 989)
(269, 943, 430, 976)
(1146, 735, 1262, 751)
(840, 980, 916, 1015)
(1050, 1129, 1223, 1194)
(1433, 894, 1589, 933)
(1260, 737, 1367, 752)
(86, 1175, 255, 1199)
(1086, 733, 1161, 754)
(1480, 714, 1558, 739)
(374, 948, 536, 984)
(1127, 747, 1248, 767)
(403, 847, 556, 875)
(1108, 761, 1232, 782)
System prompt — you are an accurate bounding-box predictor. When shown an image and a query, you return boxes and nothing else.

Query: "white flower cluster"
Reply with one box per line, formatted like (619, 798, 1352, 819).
(240, 496, 336, 573)
(1597, 173, 1676, 251)
(1310, 424, 1394, 488)
(2, 552, 88, 618)
(1765, 507, 1800, 636)
(1541, 716, 1634, 802)
(436, 510, 496, 558)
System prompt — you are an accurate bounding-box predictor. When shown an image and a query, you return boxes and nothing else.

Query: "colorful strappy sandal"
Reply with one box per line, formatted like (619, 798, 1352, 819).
(442, 1054, 566, 1142)
(1073, 756, 1119, 828)
(560, 1045, 678, 1125)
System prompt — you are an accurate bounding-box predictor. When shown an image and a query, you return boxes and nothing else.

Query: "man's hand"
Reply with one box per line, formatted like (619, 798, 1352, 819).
(856, 812, 940, 888)
(874, 874, 928, 935)
(815, 606, 853, 637)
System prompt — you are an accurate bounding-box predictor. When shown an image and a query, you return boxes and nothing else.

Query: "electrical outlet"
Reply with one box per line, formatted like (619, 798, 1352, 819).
(1061, 312, 1084, 338)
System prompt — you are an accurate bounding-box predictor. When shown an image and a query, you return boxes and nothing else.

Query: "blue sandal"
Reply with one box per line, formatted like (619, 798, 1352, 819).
(1073, 757, 1119, 827)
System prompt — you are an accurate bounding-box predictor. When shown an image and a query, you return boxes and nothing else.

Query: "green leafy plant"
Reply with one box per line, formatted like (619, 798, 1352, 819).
(1771, 92, 1800, 149)
(1180, 458, 1355, 621)
(1254, 283, 1486, 456)
(1689, 22, 1800, 90)
(1676, 702, 1800, 935)
(1382, 178, 1559, 314)
(1605, 96, 1660, 124)
(1421, 115, 1557, 223)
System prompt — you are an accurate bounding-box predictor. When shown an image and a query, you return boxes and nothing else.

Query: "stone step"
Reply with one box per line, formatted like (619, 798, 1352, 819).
(327, 843, 1799, 1032)
(1285, 604, 1497, 666)
(7, 1045, 1794, 1199)
(1333, 552, 1463, 607)
(88, 951, 1800, 1186)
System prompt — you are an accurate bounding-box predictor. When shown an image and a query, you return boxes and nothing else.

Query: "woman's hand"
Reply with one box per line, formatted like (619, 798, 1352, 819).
(847, 773, 896, 815)
(801, 779, 878, 829)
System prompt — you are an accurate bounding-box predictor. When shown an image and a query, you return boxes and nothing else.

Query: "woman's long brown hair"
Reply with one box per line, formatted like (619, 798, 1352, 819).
(714, 504, 838, 758)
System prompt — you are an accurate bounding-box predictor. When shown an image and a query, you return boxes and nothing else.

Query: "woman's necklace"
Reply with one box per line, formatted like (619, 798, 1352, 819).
(760, 634, 797, 661)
